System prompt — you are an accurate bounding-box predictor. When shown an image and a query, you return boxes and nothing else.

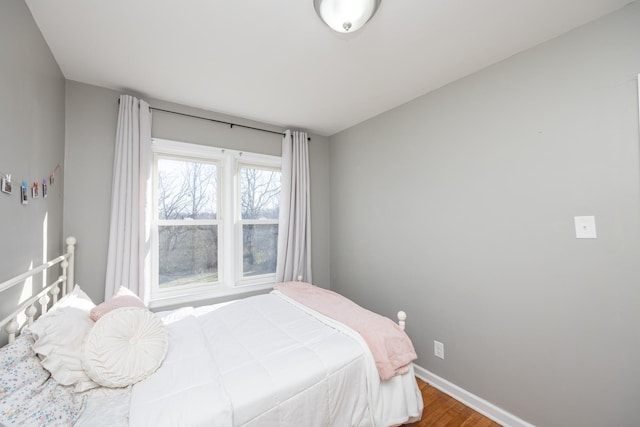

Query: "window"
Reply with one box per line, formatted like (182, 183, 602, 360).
(238, 165, 281, 279)
(150, 139, 281, 306)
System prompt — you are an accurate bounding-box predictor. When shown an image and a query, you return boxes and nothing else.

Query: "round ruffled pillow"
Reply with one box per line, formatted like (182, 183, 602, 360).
(82, 307, 168, 388)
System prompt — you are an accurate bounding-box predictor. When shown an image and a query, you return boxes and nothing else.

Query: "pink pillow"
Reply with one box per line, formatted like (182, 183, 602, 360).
(90, 287, 146, 322)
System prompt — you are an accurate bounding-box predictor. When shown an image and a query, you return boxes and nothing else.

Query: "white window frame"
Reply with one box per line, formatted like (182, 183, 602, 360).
(150, 138, 281, 308)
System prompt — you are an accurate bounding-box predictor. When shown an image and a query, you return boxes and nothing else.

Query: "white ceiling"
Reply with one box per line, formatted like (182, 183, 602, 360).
(26, 0, 632, 136)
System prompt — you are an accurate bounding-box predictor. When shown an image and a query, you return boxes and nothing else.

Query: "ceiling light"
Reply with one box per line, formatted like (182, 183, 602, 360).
(313, 0, 381, 33)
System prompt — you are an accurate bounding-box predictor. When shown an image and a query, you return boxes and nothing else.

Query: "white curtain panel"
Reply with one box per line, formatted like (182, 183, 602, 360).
(276, 130, 313, 283)
(104, 95, 152, 302)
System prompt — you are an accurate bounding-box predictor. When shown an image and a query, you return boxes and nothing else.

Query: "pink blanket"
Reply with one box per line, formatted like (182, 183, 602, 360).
(274, 282, 417, 381)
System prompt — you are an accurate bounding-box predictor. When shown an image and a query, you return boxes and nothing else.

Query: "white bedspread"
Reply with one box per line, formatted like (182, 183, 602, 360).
(74, 387, 130, 427)
(127, 293, 422, 427)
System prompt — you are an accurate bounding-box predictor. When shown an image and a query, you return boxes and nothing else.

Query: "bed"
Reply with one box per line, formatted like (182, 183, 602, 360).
(0, 237, 423, 426)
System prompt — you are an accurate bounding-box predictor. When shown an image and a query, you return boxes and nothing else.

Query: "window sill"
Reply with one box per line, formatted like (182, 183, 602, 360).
(148, 282, 275, 310)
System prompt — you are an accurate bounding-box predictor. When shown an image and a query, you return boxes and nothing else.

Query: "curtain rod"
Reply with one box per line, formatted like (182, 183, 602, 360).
(152, 107, 290, 137)
(118, 99, 310, 140)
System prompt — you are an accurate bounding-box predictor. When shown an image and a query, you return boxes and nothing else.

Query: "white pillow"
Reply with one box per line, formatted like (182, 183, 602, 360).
(26, 285, 100, 392)
(82, 307, 168, 388)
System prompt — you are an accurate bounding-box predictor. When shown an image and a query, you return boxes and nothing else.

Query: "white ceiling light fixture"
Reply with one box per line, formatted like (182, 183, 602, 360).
(313, 0, 382, 33)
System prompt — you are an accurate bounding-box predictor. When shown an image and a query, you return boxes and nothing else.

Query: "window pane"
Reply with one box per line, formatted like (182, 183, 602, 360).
(240, 167, 281, 220)
(243, 224, 278, 277)
(157, 157, 217, 220)
(159, 225, 218, 288)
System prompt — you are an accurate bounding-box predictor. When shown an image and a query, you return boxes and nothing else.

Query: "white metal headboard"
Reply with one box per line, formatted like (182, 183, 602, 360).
(0, 236, 77, 344)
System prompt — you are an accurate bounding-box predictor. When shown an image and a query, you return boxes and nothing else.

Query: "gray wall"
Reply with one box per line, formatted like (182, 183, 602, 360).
(64, 81, 331, 304)
(0, 0, 65, 336)
(329, 3, 640, 427)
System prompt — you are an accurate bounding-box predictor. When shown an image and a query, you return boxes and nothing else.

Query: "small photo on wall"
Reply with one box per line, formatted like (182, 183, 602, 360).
(1, 177, 12, 194)
(21, 182, 28, 205)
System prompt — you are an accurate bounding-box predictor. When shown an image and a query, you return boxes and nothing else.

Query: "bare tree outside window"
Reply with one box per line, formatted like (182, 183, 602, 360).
(240, 166, 281, 277)
(241, 167, 280, 220)
(158, 159, 217, 220)
(157, 157, 218, 288)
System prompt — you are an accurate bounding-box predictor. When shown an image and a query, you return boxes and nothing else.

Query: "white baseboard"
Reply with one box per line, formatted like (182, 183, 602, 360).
(413, 364, 535, 427)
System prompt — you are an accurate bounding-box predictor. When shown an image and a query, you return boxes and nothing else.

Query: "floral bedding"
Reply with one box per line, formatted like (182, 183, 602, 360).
(0, 332, 85, 427)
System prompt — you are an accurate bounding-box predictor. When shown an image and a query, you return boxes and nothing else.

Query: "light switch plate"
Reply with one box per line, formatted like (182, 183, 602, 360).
(574, 216, 597, 239)
(434, 340, 444, 359)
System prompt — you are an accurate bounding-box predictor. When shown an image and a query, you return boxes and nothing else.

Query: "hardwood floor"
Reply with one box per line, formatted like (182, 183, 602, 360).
(404, 378, 502, 427)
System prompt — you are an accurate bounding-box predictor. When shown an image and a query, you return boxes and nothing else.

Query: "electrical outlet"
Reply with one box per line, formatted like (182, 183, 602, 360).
(434, 340, 444, 359)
